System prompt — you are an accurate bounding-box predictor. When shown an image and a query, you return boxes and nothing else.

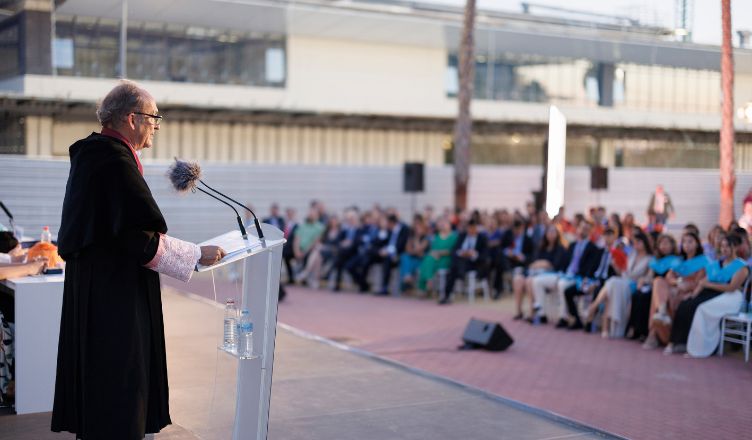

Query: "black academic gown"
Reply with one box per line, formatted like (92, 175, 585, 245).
(51, 133, 171, 440)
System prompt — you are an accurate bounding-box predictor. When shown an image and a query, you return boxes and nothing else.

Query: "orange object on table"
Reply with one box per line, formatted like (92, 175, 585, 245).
(27, 242, 62, 267)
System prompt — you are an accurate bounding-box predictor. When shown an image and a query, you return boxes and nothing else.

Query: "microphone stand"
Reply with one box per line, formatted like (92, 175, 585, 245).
(0, 201, 17, 235)
(197, 179, 265, 241)
(194, 187, 248, 240)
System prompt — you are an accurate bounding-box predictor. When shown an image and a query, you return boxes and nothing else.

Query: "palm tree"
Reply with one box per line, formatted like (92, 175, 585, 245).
(719, 0, 735, 228)
(453, 0, 476, 211)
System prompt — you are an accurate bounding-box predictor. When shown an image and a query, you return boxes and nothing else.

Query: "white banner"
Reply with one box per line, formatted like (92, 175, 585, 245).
(546, 106, 567, 218)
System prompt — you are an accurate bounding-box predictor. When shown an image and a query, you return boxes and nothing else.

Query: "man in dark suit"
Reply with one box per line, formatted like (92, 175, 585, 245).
(345, 211, 379, 292)
(530, 221, 600, 324)
(332, 210, 362, 291)
(495, 219, 534, 293)
(375, 214, 410, 295)
(440, 219, 488, 305)
(282, 207, 298, 284)
(564, 228, 619, 330)
(262, 203, 285, 232)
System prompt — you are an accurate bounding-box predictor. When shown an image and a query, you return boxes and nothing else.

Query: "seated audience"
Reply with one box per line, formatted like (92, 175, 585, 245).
(417, 217, 458, 292)
(332, 210, 362, 291)
(291, 210, 325, 283)
(262, 203, 285, 231)
(688, 238, 750, 357)
(282, 207, 298, 284)
(626, 234, 681, 341)
(439, 219, 488, 305)
(374, 214, 409, 295)
(497, 220, 534, 293)
(643, 232, 707, 349)
(666, 234, 749, 354)
(585, 232, 652, 338)
(563, 228, 621, 330)
(345, 211, 381, 292)
(530, 221, 600, 325)
(296, 215, 341, 289)
(512, 225, 566, 320)
(399, 216, 430, 292)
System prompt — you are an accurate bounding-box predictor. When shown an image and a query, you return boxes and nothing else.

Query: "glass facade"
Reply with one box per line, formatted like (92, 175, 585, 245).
(0, 21, 20, 78)
(0, 114, 25, 155)
(53, 16, 286, 87)
(447, 53, 720, 114)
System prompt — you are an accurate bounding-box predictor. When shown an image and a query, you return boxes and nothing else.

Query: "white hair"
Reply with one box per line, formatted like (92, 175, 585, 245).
(96, 80, 151, 127)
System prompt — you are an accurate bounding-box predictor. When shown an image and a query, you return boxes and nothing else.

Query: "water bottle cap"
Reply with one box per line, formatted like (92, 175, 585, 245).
(43, 226, 49, 231)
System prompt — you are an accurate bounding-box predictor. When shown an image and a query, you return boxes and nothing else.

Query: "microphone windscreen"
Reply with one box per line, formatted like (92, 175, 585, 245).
(167, 158, 201, 193)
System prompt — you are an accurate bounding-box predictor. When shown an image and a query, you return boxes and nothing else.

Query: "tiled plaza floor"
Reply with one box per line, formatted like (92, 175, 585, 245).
(167, 273, 752, 440)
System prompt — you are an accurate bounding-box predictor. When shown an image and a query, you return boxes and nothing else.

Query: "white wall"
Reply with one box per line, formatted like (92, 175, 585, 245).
(2, 157, 752, 244)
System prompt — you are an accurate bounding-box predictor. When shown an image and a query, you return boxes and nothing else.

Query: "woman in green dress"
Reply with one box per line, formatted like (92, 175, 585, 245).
(418, 217, 458, 292)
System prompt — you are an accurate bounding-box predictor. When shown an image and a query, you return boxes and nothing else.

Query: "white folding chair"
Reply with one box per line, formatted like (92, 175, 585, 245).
(719, 270, 752, 362)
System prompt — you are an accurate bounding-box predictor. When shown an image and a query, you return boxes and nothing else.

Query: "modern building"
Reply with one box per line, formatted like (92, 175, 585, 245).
(1, 0, 752, 169)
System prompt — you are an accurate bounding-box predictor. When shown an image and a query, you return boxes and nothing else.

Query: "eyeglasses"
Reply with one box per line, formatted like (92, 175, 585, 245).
(133, 112, 163, 127)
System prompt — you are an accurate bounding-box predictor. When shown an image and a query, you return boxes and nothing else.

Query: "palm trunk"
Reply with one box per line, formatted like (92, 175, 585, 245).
(719, 0, 735, 228)
(453, 0, 476, 212)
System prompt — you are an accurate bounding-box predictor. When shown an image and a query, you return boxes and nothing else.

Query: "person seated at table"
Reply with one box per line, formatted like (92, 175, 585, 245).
(563, 227, 622, 330)
(512, 225, 566, 320)
(643, 232, 707, 349)
(584, 232, 652, 338)
(667, 234, 749, 355)
(399, 216, 430, 292)
(417, 217, 458, 293)
(625, 234, 681, 341)
(0, 259, 47, 281)
(439, 219, 488, 305)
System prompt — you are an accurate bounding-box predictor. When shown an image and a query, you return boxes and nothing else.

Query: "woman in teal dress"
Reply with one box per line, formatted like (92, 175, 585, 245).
(418, 217, 457, 292)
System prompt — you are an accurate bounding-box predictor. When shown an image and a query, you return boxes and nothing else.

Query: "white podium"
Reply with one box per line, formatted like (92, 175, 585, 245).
(197, 223, 285, 440)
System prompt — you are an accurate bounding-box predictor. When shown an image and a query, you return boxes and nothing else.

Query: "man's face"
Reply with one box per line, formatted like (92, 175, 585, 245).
(578, 223, 591, 240)
(130, 99, 160, 150)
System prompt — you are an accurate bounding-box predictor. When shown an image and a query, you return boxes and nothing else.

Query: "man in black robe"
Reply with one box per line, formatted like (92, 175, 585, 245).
(51, 80, 225, 440)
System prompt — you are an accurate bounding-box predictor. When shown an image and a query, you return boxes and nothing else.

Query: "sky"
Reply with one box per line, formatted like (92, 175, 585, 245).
(424, 0, 752, 47)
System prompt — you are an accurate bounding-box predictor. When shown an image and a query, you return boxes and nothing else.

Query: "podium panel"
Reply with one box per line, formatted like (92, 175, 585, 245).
(199, 224, 284, 440)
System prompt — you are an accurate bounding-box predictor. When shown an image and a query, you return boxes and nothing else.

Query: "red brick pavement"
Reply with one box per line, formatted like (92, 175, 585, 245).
(165, 276, 752, 440)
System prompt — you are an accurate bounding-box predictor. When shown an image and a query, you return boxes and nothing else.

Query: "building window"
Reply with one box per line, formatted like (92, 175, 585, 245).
(0, 114, 25, 155)
(0, 21, 20, 79)
(54, 16, 286, 87)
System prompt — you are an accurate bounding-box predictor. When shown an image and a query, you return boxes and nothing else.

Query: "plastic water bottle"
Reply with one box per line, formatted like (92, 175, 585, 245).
(238, 310, 254, 358)
(41, 226, 52, 243)
(223, 298, 238, 352)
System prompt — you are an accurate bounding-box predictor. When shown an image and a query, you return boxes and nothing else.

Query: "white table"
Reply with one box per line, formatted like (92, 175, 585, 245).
(0, 274, 64, 414)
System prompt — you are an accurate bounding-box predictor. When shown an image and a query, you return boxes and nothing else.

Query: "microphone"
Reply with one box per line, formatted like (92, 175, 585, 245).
(167, 159, 265, 240)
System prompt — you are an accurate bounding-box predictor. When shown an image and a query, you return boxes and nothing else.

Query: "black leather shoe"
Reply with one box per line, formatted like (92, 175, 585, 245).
(583, 322, 593, 333)
(568, 321, 584, 330)
(438, 296, 452, 305)
(538, 316, 548, 325)
(555, 319, 569, 329)
(513, 313, 524, 321)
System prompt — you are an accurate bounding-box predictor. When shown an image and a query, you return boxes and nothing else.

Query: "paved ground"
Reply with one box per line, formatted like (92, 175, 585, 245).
(165, 271, 752, 440)
(1, 285, 607, 440)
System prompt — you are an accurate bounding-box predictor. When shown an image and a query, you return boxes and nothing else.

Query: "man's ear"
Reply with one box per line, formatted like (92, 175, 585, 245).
(126, 113, 137, 130)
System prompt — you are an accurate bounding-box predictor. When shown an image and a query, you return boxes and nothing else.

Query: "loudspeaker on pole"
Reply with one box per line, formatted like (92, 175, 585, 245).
(403, 162, 424, 193)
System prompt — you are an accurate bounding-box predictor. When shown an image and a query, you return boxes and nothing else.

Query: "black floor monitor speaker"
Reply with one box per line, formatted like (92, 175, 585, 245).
(461, 318, 514, 351)
(403, 162, 424, 193)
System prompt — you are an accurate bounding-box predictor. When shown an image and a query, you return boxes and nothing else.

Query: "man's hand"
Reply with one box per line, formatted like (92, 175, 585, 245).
(199, 246, 227, 266)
